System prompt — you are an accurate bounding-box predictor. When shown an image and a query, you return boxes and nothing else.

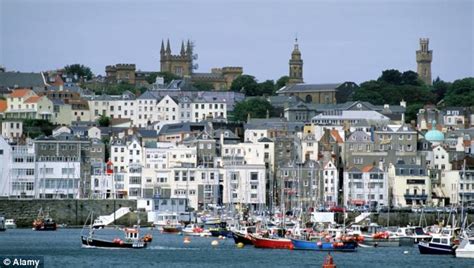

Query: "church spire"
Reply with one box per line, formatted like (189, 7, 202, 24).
(166, 39, 171, 54)
(180, 41, 186, 55)
(288, 38, 303, 85)
(160, 40, 165, 55)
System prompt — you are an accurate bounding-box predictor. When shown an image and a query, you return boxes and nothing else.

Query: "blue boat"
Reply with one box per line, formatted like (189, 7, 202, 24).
(291, 239, 358, 252)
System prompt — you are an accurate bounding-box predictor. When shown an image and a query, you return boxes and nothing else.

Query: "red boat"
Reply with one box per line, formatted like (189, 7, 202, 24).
(250, 234, 293, 249)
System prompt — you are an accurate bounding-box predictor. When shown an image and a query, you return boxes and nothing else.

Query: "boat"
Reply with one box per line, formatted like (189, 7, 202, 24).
(291, 238, 358, 252)
(0, 216, 5, 232)
(209, 222, 232, 238)
(92, 218, 105, 229)
(153, 212, 182, 233)
(82, 228, 148, 249)
(33, 208, 57, 231)
(250, 234, 293, 249)
(182, 224, 211, 236)
(5, 219, 17, 229)
(418, 233, 456, 255)
(232, 226, 256, 245)
(81, 212, 150, 249)
(456, 236, 474, 258)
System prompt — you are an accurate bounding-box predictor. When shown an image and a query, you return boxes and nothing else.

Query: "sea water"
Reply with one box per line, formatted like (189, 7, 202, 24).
(0, 229, 472, 268)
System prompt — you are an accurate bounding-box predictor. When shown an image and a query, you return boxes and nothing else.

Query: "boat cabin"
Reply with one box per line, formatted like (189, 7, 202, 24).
(125, 228, 140, 240)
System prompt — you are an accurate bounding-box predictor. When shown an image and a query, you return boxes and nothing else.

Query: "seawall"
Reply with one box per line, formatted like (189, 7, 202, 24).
(0, 199, 143, 228)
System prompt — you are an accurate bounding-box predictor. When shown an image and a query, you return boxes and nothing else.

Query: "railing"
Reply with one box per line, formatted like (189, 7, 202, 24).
(404, 194, 428, 200)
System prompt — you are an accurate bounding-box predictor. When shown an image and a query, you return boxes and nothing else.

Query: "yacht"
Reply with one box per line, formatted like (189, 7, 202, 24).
(5, 219, 17, 229)
(395, 226, 431, 243)
(456, 236, 474, 258)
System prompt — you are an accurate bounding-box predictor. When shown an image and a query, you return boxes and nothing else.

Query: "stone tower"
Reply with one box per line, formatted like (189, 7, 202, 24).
(160, 39, 193, 77)
(416, 38, 433, 86)
(288, 38, 303, 85)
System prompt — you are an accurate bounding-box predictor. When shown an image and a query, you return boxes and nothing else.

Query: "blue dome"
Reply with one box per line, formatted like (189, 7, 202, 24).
(425, 120, 444, 142)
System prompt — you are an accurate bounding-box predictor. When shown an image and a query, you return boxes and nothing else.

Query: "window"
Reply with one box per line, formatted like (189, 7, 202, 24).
(174, 171, 180, 181)
(251, 172, 258, 181)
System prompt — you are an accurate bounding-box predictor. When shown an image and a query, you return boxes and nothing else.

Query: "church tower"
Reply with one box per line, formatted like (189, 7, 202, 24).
(288, 38, 303, 85)
(160, 39, 193, 77)
(416, 38, 433, 86)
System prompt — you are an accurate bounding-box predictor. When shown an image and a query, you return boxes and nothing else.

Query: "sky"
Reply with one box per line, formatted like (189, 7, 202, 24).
(0, 0, 473, 84)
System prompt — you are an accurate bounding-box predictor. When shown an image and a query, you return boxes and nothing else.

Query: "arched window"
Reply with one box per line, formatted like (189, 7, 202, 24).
(305, 95, 312, 103)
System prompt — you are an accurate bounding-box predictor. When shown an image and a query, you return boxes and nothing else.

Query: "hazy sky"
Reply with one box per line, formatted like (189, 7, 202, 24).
(1, 0, 473, 84)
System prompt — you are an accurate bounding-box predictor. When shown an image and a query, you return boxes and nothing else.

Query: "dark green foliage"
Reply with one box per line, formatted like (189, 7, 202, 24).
(193, 81, 214, 91)
(233, 98, 274, 122)
(275, 76, 289, 90)
(230, 75, 259, 95)
(443, 77, 474, 107)
(22, 119, 57, 138)
(64, 64, 93, 81)
(432, 77, 450, 103)
(257, 80, 275, 96)
(98, 114, 111, 127)
(353, 69, 436, 122)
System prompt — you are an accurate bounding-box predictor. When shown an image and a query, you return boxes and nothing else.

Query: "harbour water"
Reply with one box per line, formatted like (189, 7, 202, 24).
(0, 229, 472, 268)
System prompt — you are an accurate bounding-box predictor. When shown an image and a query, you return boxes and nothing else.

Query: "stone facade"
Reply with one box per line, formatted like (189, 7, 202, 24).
(416, 38, 433, 86)
(105, 64, 136, 84)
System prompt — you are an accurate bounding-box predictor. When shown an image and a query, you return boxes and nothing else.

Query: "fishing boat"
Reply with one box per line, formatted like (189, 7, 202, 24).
(250, 234, 293, 249)
(291, 238, 358, 252)
(418, 233, 456, 255)
(153, 212, 182, 233)
(81, 212, 150, 249)
(182, 224, 211, 236)
(232, 226, 256, 245)
(209, 222, 232, 238)
(5, 219, 17, 229)
(32, 207, 57, 231)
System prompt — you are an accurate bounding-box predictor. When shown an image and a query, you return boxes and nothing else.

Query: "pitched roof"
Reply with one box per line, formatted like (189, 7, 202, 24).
(0, 100, 7, 112)
(277, 83, 341, 94)
(10, 88, 32, 98)
(0, 72, 46, 88)
(25, 96, 41, 103)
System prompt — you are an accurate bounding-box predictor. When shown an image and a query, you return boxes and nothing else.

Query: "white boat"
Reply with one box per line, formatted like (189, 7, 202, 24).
(153, 212, 182, 232)
(5, 219, 17, 229)
(182, 224, 211, 236)
(395, 226, 431, 243)
(92, 218, 105, 229)
(456, 236, 474, 258)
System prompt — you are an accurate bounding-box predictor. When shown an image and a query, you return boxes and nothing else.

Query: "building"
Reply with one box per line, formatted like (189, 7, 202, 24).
(105, 64, 136, 84)
(344, 165, 389, 207)
(416, 38, 433, 86)
(288, 38, 303, 85)
(389, 161, 431, 207)
(1, 120, 23, 142)
(159, 39, 243, 90)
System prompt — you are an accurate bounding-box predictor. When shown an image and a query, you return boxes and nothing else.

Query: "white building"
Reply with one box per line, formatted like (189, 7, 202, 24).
(389, 162, 431, 207)
(322, 161, 338, 206)
(344, 165, 389, 207)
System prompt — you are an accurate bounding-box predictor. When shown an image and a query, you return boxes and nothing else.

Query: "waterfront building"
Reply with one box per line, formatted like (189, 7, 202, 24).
(388, 161, 431, 207)
(343, 165, 389, 207)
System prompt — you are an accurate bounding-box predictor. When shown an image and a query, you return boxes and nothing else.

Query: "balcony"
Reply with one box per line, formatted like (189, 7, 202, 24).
(404, 194, 428, 200)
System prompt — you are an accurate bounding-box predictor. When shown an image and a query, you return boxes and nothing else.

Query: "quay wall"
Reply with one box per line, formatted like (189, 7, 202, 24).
(368, 212, 473, 227)
(0, 199, 143, 228)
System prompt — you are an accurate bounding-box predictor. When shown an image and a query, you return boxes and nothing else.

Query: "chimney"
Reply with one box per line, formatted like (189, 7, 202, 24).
(266, 109, 270, 119)
(400, 100, 406, 108)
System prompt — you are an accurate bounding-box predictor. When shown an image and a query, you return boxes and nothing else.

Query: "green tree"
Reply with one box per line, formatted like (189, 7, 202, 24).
(64, 64, 93, 81)
(432, 77, 450, 103)
(98, 114, 111, 127)
(401, 71, 421, 86)
(275, 76, 289, 90)
(257, 80, 275, 96)
(230, 75, 259, 96)
(193, 81, 215, 91)
(233, 98, 274, 122)
(444, 77, 474, 107)
(378, 69, 402, 85)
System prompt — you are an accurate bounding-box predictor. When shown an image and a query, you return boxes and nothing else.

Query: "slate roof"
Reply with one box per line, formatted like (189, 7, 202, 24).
(158, 122, 205, 135)
(277, 83, 341, 94)
(0, 72, 46, 88)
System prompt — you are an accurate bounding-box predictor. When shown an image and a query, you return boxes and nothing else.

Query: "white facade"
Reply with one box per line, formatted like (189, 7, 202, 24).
(344, 167, 389, 207)
(323, 161, 338, 206)
(1, 121, 23, 142)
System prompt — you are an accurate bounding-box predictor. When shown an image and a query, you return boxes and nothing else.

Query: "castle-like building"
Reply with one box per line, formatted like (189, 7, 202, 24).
(416, 38, 433, 86)
(159, 39, 243, 90)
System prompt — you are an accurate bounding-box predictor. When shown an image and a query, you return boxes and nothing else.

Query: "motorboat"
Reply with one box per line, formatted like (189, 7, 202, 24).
(33, 208, 56, 231)
(418, 233, 456, 255)
(250, 233, 293, 249)
(291, 238, 358, 252)
(182, 224, 211, 236)
(5, 219, 17, 229)
(456, 236, 474, 258)
(153, 212, 182, 233)
(82, 227, 148, 249)
(232, 226, 256, 245)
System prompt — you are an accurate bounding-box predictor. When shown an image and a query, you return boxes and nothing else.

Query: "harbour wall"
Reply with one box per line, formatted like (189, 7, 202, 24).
(0, 199, 147, 228)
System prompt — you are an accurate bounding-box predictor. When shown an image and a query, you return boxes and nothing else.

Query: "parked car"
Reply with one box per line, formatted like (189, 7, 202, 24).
(329, 206, 345, 213)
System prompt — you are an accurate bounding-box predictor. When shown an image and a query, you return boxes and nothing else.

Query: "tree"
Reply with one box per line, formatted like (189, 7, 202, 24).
(230, 75, 259, 96)
(64, 64, 93, 81)
(378, 69, 402, 85)
(444, 77, 474, 107)
(432, 77, 450, 103)
(401, 71, 421, 86)
(233, 98, 274, 122)
(275, 76, 289, 90)
(193, 81, 215, 91)
(257, 80, 275, 96)
(98, 114, 111, 127)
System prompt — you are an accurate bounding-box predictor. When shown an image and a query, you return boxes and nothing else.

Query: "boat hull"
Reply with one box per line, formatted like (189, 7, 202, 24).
(456, 250, 474, 258)
(418, 242, 455, 255)
(232, 232, 253, 245)
(361, 237, 401, 247)
(81, 236, 147, 249)
(162, 226, 182, 233)
(250, 235, 293, 249)
(210, 229, 232, 238)
(291, 239, 357, 252)
(33, 223, 57, 231)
